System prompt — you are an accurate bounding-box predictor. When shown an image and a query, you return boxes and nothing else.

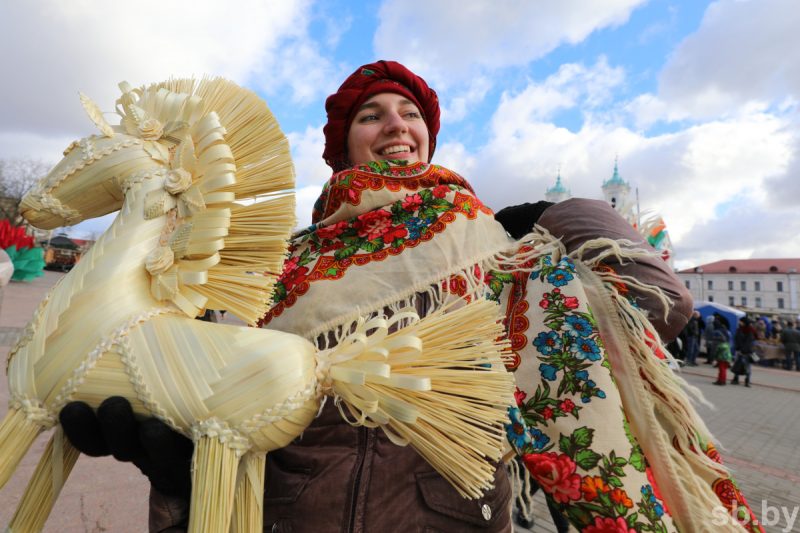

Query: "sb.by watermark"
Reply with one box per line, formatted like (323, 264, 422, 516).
(712, 501, 798, 532)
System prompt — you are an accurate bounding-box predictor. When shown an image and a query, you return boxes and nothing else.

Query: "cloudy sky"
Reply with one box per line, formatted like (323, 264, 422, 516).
(1, 0, 798, 270)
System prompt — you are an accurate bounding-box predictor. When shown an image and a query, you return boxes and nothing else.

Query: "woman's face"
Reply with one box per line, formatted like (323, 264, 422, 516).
(347, 92, 429, 167)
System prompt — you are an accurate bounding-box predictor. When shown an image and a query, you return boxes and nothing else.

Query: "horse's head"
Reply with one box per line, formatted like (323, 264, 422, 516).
(20, 83, 194, 230)
(20, 134, 163, 230)
(19, 77, 295, 324)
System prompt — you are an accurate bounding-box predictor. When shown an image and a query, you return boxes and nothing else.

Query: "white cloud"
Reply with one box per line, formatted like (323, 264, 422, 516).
(248, 15, 343, 106)
(287, 125, 330, 187)
(490, 58, 625, 139)
(0, 131, 74, 161)
(441, 76, 492, 123)
(286, 125, 332, 229)
(763, 112, 800, 208)
(0, 0, 318, 137)
(624, 93, 691, 130)
(295, 185, 323, 229)
(658, 0, 800, 118)
(432, 141, 478, 178)
(373, 0, 645, 89)
(674, 198, 800, 270)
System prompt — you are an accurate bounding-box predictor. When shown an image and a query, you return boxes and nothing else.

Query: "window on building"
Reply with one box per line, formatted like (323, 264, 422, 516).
(728, 280, 734, 290)
(778, 298, 785, 309)
(755, 281, 761, 291)
(685, 280, 691, 289)
(755, 297, 762, 308)
(740, 281, 746, 291)
(777, 281, 784, 292)
(741, 296, 747, 306)
(708, 280, 713, 290)
(708, 295, 714, 302)
(728, 296, 735, 306)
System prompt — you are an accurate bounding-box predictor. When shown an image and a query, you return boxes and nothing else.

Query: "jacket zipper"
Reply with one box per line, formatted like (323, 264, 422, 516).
(346, 426, 370, 533)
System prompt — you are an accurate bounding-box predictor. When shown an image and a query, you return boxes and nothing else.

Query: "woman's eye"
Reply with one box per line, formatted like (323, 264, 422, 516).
(405, 111, 422, 119)
(359, 114, 379, 122)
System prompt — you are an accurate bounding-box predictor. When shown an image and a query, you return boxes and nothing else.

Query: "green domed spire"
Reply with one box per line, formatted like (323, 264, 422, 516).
(545, 167, 571, 203)
(603, 156, 628, 187)
(546, 170, 569, 195)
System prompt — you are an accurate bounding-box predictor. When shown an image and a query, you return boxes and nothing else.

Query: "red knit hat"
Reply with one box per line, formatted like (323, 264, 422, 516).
(322, 60, 440, 172)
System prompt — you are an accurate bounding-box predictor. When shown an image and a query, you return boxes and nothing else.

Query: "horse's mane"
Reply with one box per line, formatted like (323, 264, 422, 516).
(126, 78, 295, 325)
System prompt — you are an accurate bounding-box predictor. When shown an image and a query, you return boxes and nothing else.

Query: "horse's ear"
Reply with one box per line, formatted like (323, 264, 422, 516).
(79, 92, 115, 138)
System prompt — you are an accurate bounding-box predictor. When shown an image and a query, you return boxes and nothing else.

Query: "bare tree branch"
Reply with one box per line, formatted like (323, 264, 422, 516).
(0, 158, 51, 224)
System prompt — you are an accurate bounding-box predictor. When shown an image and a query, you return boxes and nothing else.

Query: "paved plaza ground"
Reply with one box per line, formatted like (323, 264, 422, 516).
(1, 271, 798, 532)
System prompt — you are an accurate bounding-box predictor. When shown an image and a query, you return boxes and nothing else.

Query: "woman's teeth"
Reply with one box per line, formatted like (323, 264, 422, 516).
(381, 145, 411, 155)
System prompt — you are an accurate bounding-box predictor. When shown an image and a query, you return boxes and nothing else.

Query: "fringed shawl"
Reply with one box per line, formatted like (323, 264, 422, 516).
(261, 161, 762, 532)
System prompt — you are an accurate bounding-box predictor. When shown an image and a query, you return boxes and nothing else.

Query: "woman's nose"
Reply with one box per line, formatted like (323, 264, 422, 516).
(383, 111, 408, 134)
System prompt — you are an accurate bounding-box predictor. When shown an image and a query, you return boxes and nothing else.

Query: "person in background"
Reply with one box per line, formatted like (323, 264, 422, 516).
(732, 317, 757, 387)
(713, 323, 733, 385)
(780, 321, 800, 371)
(683, 310, 702, 366)
(704, 314, 721, 365)
(755, 317, 767, 340)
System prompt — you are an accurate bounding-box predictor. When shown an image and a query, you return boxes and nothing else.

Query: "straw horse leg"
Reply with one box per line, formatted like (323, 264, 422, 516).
(0, 407, 46, 489)
(188, 434, 243, 533)
(230, 452, 266, 533)
(8, 428, 80, 532)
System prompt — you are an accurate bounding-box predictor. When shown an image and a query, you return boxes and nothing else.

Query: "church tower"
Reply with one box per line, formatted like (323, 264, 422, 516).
(545, 169, 571, 203)
(601, 157, 631, 212)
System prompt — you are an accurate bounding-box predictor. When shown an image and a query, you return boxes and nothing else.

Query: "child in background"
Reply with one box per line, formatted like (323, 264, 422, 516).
(713, 327, 733, 385)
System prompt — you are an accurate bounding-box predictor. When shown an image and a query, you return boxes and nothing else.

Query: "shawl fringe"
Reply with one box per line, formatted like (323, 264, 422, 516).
(570, 238, 747, 532)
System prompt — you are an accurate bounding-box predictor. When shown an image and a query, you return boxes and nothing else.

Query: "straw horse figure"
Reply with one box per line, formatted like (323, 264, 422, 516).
(0, 79, 513, 532)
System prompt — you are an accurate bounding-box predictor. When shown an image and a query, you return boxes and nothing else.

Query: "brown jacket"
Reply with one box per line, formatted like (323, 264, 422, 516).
(149, 402, 512, 532)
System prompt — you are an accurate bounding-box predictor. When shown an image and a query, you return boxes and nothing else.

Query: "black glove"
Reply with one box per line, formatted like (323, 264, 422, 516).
(59, 397, 193, 500)
(494, 201, 554, 240)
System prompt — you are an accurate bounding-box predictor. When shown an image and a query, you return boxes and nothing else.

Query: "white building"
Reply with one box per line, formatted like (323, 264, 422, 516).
(677, 259, 800, 316)
(601, 158, 632, 213)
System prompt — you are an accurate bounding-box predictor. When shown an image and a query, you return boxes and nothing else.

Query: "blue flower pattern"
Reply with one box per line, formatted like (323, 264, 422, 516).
(533, 331, 562, 355)
(505, 407, 552, 450)
(564, 315, 592, 337)
(530, 427, 550, 450)
(405, 217, 424, 240)
(539, 363, 558, 381)
(505, 407, 531, 448)
(547, 267, 574, 287)
(529, 256, 608, 403)
(570, 336, 602, 361)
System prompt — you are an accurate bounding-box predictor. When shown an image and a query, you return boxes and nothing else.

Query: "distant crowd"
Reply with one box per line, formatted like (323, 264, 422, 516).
(667, 311, 800, 386)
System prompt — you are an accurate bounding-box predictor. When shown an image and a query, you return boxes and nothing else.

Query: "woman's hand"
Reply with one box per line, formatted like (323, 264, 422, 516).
(59, 397, 193, 500)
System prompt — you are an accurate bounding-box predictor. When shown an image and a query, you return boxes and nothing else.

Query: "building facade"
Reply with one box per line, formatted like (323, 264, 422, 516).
(677, 259, 800, 316)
